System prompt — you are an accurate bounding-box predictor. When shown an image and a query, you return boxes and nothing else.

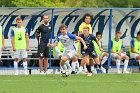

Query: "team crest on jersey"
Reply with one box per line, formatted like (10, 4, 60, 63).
(48, 26, 51, 29)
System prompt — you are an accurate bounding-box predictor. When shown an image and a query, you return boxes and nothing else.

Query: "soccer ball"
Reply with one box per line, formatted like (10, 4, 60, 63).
(61, 70, 70, 77)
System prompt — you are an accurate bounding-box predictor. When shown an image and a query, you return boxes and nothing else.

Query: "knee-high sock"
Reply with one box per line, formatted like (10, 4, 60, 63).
(124, 60, 128, 71)
(14, 61, 18, 70)
(116, 60, 121, 71)
(101, 56, 108, 65)
(72, 62, 76, 71)
(86, 65, 91, 73)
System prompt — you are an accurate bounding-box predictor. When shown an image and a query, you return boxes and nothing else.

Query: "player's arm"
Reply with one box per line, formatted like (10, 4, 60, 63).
(2, 29, 4, 48)
(76, 36, 87, 50)
(25, 28, 29, 51)
(35, 26, 41, 41)
(48, 41, 58, 48)
(110, 40, 116, 53)
(11, 30, 15, 51)
(131, 39, 139, 54)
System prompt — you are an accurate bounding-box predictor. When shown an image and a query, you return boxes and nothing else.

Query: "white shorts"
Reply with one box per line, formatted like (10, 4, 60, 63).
(130, 53, 140, 59)
(97, 52, 105, 58)
(13, 49, 27, 59)
(53, 53, 63, 59)
(111, 53, 126, 59)
(62, 50, 76, 59)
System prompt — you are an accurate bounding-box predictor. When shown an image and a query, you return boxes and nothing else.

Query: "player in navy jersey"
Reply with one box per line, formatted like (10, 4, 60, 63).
(79, 26, 104, 76)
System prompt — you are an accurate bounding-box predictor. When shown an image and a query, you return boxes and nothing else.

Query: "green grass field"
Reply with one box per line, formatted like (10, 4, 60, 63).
(0, 74, 140, 93)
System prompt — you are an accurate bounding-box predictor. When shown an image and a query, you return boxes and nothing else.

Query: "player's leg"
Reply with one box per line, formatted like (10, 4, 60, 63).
(89, 58, 97, 74)
(111, 53, 121, 74)
(131, 53, 140, 65)
(44, 46, 50, 74)
(13, 50, 19, 75)
(38, 45, 45, 74)
(21, 49, 28, 75)
(71, 56, 78, 74)
(79, 55, 89, 74)
(101, 52, 108, 65)
(121, 53, 130, 73)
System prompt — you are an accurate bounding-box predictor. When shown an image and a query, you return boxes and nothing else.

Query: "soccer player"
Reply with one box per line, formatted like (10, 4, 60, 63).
(78, 13, 92, 35)
(111, 31, 129, 74)
(0, 25, 4, 59)
(79, 27, 104, 76)
(48, 24, 87, 75)
(35, 15, 52, 74)
(130, 31, 140, 65)
(92, 32, 107, 73)
(11, 18, 29, 75)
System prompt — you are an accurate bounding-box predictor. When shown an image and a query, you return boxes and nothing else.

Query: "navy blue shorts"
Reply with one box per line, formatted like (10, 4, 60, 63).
(81, 50, 97, 58)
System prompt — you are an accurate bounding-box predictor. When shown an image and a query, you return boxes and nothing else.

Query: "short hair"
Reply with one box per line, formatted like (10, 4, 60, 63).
(43, 15, 49, 18)
(82, 13, 92, 22)
(60, 24, 67, 29)
(16, 18, 22, 22)
(83, 26, 90, 30)
(137, 31, 140, 36)
(96, 32, 102, 37)
(115, 31, 121, 34)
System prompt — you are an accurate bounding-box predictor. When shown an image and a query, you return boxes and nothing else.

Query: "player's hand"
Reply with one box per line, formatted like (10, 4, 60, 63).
(100, 48, 103, 51)
(83, 45, 87, 50)
(47, 43, 52, 47)
(12, 47, 16, 51)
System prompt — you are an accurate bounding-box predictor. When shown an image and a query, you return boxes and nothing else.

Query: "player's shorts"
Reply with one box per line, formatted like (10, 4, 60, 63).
(62, 50, 76, 59)
(111, 53, 126, 59)
(97, 52, 106, 58)
(130, 53, 140, 59)
(53, 53, 63, 59)
(37, 44, 49, 58)
(13, 49, 27, 59)
(81, 49, 98, 58)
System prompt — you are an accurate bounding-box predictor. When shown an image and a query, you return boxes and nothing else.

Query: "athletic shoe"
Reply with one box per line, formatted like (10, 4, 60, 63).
(101, 66, 106, 73)
(87, 73, 92, 76)
(71, 71, 76, 74)
(24, 70, 28, 75)
(14, 70, 18, 75)
(117, 70, 121, 74)
(123, 70, 130, 74)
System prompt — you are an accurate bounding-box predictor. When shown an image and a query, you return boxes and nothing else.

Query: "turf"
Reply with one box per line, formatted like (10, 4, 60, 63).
(0, 74, 140, 93)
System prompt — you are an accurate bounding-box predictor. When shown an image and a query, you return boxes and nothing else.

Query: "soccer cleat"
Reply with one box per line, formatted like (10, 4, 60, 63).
(101, 66, 106, 73)
(14, 70, 18, 75)
(24, 70, 28, 75)
(40, 71, 45, 75)
(123, 70, 130, 74)
(45, 71, 51, 75)
(71, 71, 76, 74)
(92, 69, 97, 74)
(117, 70, 121, 74)
(87, 73, 92, 76)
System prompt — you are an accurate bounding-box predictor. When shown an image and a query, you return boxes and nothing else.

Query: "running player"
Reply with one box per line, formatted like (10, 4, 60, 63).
(78, 26, 104, 76)
(48, 24, 87, 75)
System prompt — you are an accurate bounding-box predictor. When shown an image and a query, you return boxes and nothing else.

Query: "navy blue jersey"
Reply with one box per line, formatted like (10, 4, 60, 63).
(79, 34, 96, 51)
(36, 24, 52, 45)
